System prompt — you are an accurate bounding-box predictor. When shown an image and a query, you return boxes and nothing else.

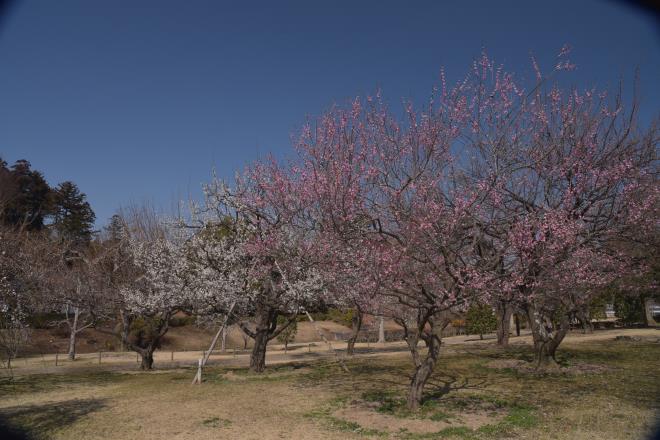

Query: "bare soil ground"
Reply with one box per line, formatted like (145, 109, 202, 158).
(23, 320, 357, 355)
(1, 328, 658, 440)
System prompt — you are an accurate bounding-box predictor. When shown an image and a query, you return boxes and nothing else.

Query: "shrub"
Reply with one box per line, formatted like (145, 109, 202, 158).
(465, 303, 497, 339)
(27, 312, 63, 329)
(128, 316, 165, 349)
(326, 308, 354, 327)
(169, 315, 196, 327)
(276, 315, 298, 350)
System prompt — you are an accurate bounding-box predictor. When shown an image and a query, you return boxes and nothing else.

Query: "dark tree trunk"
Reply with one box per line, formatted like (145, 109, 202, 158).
(576, 307, 593, 334)
(242, 301, 280, 374)
(495, 300, 513, 347)
(139, 348, 154, 370)
(515, 314, 521, 337)
(346, 307, 363, 356)
(399, 311, 446, 410)
(526, 304, 569, 370)
(249, 327, 270, 373)
(118, 309, 172, 372)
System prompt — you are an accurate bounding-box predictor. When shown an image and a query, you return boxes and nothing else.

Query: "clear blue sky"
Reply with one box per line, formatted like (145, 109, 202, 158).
(0, 0, 658, 227)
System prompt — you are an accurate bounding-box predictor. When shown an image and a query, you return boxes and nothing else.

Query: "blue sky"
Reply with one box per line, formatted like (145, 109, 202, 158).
(0, 0, 658, 227)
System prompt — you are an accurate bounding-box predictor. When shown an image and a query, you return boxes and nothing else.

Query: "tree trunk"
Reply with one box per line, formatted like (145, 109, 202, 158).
(67, 306, 80, 361)
(399, 312, 445, 410)
(495, 300, 513, 347)
(526, 304, 569, 371)
(139, 348, 154, 370)
(514, 314, 521, 337)
(118, 309, 172, 372)
(378, 316, 385, 343)
(245, 304, 279, 373)
(408, 354, 436, 410)
(577, 307, 593, 334)
(249, 328, 269, 373)
(346, 308, 363, 356)
(406, 327, 442, 410)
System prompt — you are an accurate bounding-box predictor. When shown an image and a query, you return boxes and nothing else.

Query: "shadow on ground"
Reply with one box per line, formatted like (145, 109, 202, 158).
(0, 398, 107, 439)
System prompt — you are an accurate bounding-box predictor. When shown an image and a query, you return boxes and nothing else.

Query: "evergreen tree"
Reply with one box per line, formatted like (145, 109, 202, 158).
(104, 214, 125, 242)
(1, 160, 53, 230)
(465, 303, 497, 340)
(52, 181, 96, 244)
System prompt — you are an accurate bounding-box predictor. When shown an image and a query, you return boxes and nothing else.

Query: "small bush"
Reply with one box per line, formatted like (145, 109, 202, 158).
(169, 315, 196, 327)
(27, 312, 63, 329)
(276, 316, 298, 349)
(465, 303, 497, 338)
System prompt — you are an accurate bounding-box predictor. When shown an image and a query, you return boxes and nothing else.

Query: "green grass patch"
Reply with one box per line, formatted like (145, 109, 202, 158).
(201, 416, 232, 428)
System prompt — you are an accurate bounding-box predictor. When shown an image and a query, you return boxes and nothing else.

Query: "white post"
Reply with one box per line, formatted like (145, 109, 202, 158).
(221, 326, 227, 352)
(378, 316, 385, 344)
(193, 358, 202, 384)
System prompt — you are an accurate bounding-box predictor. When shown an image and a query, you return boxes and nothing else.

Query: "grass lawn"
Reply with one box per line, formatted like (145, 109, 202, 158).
(0, 331, 658, 439)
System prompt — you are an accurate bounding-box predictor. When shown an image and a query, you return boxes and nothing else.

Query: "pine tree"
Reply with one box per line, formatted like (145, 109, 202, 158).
(52, 181, 96, 244)
(1, 160, 53, 230)
(104, 214, 125, 242)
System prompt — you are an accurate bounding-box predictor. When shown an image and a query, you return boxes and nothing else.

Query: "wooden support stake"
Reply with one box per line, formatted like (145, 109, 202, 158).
(192, 301, 237, 386)
(55, 353, 59, 366)
(98, 351, 102, 364)
(171, 351, 174, 362)
(192, 358, 202, 384)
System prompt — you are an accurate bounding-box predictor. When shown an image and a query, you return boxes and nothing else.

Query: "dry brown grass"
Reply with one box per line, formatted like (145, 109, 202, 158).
(1, 328, 658, 439)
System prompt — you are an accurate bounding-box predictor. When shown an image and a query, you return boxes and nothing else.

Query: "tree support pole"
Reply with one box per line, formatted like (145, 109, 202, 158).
(192, 301, 236, 385)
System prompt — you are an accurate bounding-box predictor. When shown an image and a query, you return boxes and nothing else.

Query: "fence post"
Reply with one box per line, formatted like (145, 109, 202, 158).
(98, 351, 102, 364)
(55, 353, 58, 367)
(171, 351, 174, 362)
(308, 343, 311, 353)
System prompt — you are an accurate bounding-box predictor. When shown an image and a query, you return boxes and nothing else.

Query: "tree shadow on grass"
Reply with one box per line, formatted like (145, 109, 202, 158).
(0, 372, 125, 397)
(424, 371, 489, 402)
(0, 398, 107, 439)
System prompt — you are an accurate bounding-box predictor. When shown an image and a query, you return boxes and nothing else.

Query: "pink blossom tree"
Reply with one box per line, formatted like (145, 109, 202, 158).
(458, 48, 659, 368)
(277, 47, 657, 404)
(290, 94, 493, 409)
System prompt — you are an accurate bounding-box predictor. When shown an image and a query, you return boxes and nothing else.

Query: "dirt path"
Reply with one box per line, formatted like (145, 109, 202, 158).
(4, 327, 657, 377)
